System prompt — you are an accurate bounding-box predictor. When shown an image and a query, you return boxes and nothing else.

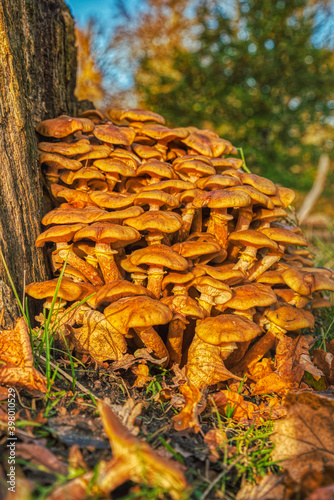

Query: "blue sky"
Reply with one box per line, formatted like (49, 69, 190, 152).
(65, 0, 141, 27)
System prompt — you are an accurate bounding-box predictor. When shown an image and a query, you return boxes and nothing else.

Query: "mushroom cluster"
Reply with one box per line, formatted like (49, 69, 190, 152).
(26, 108, 334, 389)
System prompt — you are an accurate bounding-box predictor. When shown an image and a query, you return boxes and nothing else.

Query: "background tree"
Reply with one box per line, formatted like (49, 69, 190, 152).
(135, 0, 333, 192)
(0, 0, 88, 327)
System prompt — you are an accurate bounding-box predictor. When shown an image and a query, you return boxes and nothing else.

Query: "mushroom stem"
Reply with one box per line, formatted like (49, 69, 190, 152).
(198, 294, 215, 315)
(233, 331, 276, 373)
(146, 266, 165, 299)
(134, 326, 170, 365)
(228, 208, 253, 259)
(166, 317, 187, 366)
(210, 211, 230, 249)
(247, 254, 281, 281)
(57, 245, 104, 286)
(179, 206, 196, 242)
(95, 242, 122, 283)
(192, 208, 202, 233)
(233, 246, 258, 272)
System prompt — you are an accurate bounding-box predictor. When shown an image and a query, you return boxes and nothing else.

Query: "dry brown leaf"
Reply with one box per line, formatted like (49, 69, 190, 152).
(313, 349, 334, 385)
(252, 373, 294, 396)
(0, 318, 47, 393)
(299, 353, 325, 380)
(275, 335, 309, 386)
(111, 348, 168, 371)
(172, 382, 202, 433)
(111, 397, 143, 436)
(212, 390, 259, 422)
(258, 397, 287, 420)
(204, 428, 227, 463)
(236, 473, 288, 500)
(132, 363, 152, 388)
(72, 310, 127, 363)
(306, 484, 334, 500)
(16, 443, 68, 475)
(248, 358, 275, 382)
(271, 391, 334, 483)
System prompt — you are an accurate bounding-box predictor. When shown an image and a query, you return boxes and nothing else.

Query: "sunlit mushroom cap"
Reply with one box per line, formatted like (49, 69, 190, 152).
(178, 189, 203, 204)
(104, 296, 173, 333)
(162, 271, 195, 290)
(93, 123, 136, 146)
(38, 140, 91, 156)
(124, 210, 182, 234)
(210, 157, 243, 170)
(35, 223, 87, 247)
(79, 109, 108, 122)
(129, 244, 188, 271)
(136, 160, 174, 180)
(197, 174, 241, 190)
(172, 240, 221, 259)
(42, 206, 118, 225)
(224, 284, 277, 310)
(113, 108, 166, 124)
(26, 278, 82, 302)
(110, 148, 141, 168)
(265, 304, 314, 330)
(132, 143, 164, 160)
(91, 280, 154, 308)
(275, 186, 296, 208)
(140, 179, 196, 193)
(36, 115, 84, 138)
(226, 185, 274, 209)
(93, 159, 136, 177)
(256, 270, 285, 285)
(60, 166, 105, 185)
(193, 189, 251, 209)
(173, 159, 216, 180)
(259, 227, 308, 247)
(241, 173, 277, 195)
(134, 190, 179, 210)
(77, 144, 113, 161)
(50, 184, 93, 207)
(39, 152, 82, 171)
(173, 154, 213, 167)
(195, 314, 261, 345)
(228, 229, 278, 250)
(189, 277, 232, 302)
(192, 264, 244, 285)
(161, 295, 205, 319)
(253, 207, 287, 223)
(73, 222, 140, 245)
(282, 268, 314, 295)
(89, 191, 136, 209)
(139, 124, 188, 141)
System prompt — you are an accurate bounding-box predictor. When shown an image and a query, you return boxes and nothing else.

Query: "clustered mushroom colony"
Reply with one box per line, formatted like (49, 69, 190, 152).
(26, 109, 334, 390)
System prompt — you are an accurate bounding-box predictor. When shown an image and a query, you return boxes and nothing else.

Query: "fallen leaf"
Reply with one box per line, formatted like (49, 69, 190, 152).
(313, 349, 334, 385)
(111, 348, 167, 371)
(15, 443, 68, 475)
(271, 391, 334, 483)
(306, 484, 334, 500)
(172, 383, 202, 433)
(212, 390, 259, 422)
(111, 397, 143, 436)
(204, 428, 227, 462)
(299, 353, 325, 380)
(275, 335, 309, 387)
(0, 318, 47, 393)
(132, 363, 152, 388)
(236, 473, 288, 500)
(248, 358, 275, 382)
(252, 373, 294, 396)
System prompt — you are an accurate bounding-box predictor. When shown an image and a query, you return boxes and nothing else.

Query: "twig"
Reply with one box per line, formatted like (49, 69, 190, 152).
(200, 456, 241, 500)
(298, 153, 330, 224)
(38, 355, 100, 400)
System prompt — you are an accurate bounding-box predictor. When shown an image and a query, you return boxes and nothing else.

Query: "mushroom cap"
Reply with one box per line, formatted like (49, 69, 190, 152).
(136, 160, 174, 180)
(93, 123, 136, 146)
(226, 185, 274, 209)
(173, 154, 213, 167)
(189, 276, 232, 301)
(139, 124, 188, 141)
(312, 273, 334, 293)
(42, 206, 122, 225)
(228, 229, 278, 250)
(140, 179, 196, 193)
(132, 143, 164, 160)
(161, 295, 205, 319)
(256, 270, 285, 285)
(210, 157, 243, 169)
(91, 280, 154, 308)
(36, 115, 84, 138)
(110, 148, 141, 168)
(89, 191, 136, 209)
(73, 223, 140, 245)
(93, 159, 136, 177)
(39, 152, 83, 171)
(195, 314, 261, 345)
(26, 278, 82, 301)
(223, 284, 277, 310)
(178, 189, 203, 204)
(134, 190, 179, 210)
(162, 271, 194, 289)
(116, 108, 166, 124)
(265, 304, 314, 331)
(129, 244, 188, 271)
(172, 240, 221, 259)
(192, 264, 244, 285)
(197, 174, 241, 190)
(79, 109, 107, 122)
(241, 173, 277, 195)
(51, 184, 93, 207)
(38, 140, 91, 156)
(282, 269, 314, 295)
(259, 227, 308, 247)
(253, 207, 287, 222)
(193, 189, 251, 209)
(275, 186, 296, 208)
(104, 296, 173, 333)
(36, 223, 87, 247)
(124, 210, 182, 234)
(77, 144, 113, 161)
(173, 159, 216, 179)
(60, 167, 105, 185)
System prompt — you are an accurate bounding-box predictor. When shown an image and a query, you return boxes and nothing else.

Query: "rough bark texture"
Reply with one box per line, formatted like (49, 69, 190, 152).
(0, 0, 86, 327)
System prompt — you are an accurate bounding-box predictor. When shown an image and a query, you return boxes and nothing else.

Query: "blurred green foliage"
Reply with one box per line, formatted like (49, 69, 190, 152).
(135, 0, 334, 191)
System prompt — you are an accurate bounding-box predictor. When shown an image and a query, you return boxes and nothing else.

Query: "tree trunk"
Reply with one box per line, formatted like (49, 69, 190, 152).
(0, 0, 87, 327)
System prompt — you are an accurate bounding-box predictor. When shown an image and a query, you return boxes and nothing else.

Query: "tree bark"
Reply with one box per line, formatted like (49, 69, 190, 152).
(0, 0, 86, 327)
